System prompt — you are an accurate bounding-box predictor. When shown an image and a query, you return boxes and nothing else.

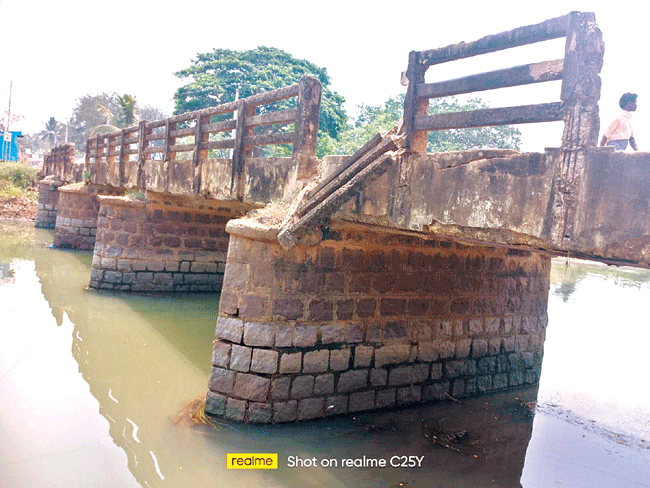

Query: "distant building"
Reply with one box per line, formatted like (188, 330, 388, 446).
(1, 130, 23, 161)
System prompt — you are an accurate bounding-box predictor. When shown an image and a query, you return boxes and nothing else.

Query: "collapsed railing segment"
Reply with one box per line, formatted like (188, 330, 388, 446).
(278, 129, 405, 248)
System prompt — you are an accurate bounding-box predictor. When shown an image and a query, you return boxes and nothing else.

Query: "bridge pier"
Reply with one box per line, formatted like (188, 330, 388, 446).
(88, 193, 248, 292)
(52, 183, 122, 250)
(35, 176, 64, 229)
(205, 219, 550, 423)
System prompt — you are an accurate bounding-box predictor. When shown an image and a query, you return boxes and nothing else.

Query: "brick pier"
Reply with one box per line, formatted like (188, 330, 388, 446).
(35, 176, 64, 229)
(205, 219, 550, 423)
(52, 184, 122, 250)
(88, 194, 247, 292)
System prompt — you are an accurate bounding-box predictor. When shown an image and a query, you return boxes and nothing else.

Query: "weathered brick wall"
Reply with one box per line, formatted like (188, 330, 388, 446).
(35, 177, 63, 229)
(205, 220, 550, 423)
(52, 184, 113, 250)
(89, 196, 237, 292)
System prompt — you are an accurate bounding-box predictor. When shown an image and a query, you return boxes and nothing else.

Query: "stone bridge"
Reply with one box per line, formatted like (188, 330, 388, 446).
(37, 11, 650, 423)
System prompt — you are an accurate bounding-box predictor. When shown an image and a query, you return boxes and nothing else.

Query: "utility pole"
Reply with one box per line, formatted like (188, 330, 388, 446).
(2, 82, 11, 161)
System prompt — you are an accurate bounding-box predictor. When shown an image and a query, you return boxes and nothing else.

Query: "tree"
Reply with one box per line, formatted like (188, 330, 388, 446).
(173, 46, 347, 140)
(1, 111, 24, 132)
(426, 97, 521, 152)
(328, 94, 521, 155)
(139, 104, 167, 123)
(39, 117, 61, 149)
(114, 93, 139, 127)
(68, 93, 120, 147)
(67, 93, 166, 149)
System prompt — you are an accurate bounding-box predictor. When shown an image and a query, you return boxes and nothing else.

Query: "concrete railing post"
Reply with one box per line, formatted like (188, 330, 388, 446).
(550, 11, 604, 248)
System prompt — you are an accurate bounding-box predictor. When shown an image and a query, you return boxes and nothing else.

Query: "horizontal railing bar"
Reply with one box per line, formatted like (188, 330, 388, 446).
(200, 140, 235, 150)
(170, 144, 194, 152)
(171, 127, 196, 138)
(203, 120, 237, 133)
(417, 59, 564, 99)
(414, 102, 564, 130)
(243, 132, 294, 146)
(246, 108, 297, 128)
(420, 14, 569, 67)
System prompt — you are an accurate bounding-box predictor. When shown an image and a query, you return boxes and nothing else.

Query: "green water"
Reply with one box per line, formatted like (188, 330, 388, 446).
(1, 221, 649, 487)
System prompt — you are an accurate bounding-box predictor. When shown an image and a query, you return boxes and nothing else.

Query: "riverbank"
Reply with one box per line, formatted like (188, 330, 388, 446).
(0, 195, 37, 221)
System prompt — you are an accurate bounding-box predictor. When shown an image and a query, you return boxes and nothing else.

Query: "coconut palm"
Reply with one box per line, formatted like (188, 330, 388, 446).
(39, 117, 59, 148)
(115, 93, 139, 128)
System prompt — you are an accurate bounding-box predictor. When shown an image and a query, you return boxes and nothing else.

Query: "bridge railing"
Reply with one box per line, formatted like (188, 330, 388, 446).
(41, 143, 83, 183)
(402, 12, 602, 152)
(84, 75, 321, 201)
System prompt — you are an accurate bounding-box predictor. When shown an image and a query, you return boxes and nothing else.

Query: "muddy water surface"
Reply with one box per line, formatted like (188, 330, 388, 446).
(1, 222, 648, 487)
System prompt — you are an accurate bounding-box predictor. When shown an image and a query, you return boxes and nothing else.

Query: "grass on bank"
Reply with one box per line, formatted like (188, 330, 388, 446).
(0, 161, 38, 200)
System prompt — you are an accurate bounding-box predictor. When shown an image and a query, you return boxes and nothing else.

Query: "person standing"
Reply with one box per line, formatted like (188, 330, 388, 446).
(600, 93, 639, 151)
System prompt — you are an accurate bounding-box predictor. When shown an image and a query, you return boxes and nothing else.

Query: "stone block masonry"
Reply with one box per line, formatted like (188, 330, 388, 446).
(88, 195, 243, 292)
(35, 177, 64, 229)
(205, 219, 550, 423)
(52, 183, 122, 250)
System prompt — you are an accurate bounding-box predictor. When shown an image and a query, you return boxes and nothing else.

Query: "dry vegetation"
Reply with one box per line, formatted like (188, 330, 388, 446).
(0, 162, 38, 221)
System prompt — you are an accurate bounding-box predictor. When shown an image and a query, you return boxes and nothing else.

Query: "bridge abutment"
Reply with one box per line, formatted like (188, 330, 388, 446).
(88, 194, 247, 292)
(205, 220, 550, 423)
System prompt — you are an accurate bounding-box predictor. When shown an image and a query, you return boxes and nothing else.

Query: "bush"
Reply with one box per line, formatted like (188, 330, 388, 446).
(0, 162, 36, 190)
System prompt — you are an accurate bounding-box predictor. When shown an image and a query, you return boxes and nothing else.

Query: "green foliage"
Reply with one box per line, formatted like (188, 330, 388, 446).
(0, 162, 36, 190)
(68, 93, 119, 147)
(139, 104, 167, 123)
(426, 97, 521, 152)
(328, 94, 521, 155)
(325, 96, 405, 156)
(173, 46, 347, 140)
(67, 93, 166, 149)
(38, 117, 62, 150)
(114, 93, 139, 127)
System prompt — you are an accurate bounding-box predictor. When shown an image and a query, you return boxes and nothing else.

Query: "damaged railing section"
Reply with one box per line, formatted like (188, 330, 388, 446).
(277, 129, 406, 249)
(401, 13, 582, 152)
(83, 76, 321, 201)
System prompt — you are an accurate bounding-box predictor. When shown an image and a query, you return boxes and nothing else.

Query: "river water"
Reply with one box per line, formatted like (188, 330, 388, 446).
(0, 221, 648, 488)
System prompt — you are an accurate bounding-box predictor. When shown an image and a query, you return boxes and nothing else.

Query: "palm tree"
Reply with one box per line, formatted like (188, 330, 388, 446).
(115, 93, 138, 128)
(39, 117, 59, 148)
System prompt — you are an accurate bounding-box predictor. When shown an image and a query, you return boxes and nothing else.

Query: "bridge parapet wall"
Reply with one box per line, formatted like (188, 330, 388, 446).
(205, 220, 549, 423)
(565, 147, 650, 265)
(344, 149, 555, 244)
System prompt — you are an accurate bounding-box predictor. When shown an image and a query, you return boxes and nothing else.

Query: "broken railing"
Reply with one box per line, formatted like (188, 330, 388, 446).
(402, 12, 602, 152)
(84, 76, 321, 201)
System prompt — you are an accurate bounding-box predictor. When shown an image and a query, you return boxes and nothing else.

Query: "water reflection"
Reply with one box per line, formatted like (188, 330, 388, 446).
(551, 257, 650, 301)
(1, 222, 649, 487)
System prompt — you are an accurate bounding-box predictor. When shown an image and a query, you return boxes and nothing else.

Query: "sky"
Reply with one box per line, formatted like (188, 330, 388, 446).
(0, 0, 646, 152)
